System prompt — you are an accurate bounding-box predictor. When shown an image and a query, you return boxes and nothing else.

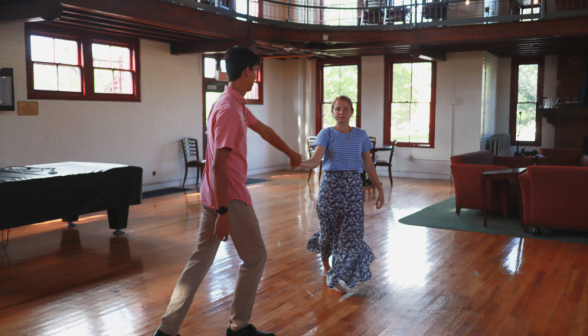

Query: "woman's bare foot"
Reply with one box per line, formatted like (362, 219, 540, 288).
(331, 282, 347, 294)
(322, 259, 330, 275)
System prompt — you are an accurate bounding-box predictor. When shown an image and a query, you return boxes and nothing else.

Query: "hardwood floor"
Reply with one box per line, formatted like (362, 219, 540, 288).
(2, 171, 588, 336)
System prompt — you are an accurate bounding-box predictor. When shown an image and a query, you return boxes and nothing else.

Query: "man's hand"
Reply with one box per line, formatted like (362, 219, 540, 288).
(289, 152, 302, 170)
(214, 215, 230, 241)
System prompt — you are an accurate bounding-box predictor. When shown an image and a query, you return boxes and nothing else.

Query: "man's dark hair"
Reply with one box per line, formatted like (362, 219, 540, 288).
(225, 46, 260, 82)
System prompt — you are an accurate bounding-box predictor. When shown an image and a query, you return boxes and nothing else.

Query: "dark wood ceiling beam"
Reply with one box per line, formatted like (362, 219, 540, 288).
(59, 0, 250, 40)
(59, 14, 204, 42)
(19, 0, 588, 58)
(409, 45, 446, 61)
(61, 9, 210, 41)
(171, 39, 254, 54)
(0, 0, 63, 23)
(52, 19, 186, 42)
(291, 16, 588, 46)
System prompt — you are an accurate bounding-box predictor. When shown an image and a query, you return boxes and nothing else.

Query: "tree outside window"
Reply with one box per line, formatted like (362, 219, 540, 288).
(320, 64, 359, 130)
(386, 60, 435, 147)
(509, 57, 543, 146)
(516, 64, 539, 142)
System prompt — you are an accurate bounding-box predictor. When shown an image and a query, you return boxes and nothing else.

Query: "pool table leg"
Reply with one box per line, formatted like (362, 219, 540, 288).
(62, 215, 79, 227)
(107, 206, 129, 235)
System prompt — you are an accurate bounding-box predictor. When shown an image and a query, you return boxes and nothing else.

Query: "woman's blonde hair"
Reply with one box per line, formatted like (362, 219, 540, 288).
(331, 95, 354, 112)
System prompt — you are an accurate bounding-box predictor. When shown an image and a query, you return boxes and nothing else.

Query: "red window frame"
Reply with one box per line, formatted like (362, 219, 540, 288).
(509, 56, 544, 147)
(384, 55, 436, 148)
(245, 62, 263, 105)
(315, 57, 362, 134)
(201, 56, 263, 105)
(25, 23, 141, 102)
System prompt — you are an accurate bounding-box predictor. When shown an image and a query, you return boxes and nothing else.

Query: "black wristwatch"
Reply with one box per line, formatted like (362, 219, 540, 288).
(215, 206, 229, 215)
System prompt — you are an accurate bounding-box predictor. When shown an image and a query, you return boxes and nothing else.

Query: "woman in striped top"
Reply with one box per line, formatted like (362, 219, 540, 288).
(299, 95, 384, 294)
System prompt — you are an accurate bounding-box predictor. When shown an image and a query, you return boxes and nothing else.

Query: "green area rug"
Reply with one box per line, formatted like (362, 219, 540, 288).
(398, 197, 588, 245)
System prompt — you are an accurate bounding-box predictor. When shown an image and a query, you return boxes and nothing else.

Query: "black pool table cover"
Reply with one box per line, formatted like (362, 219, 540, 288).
(0, 162, 142, 231)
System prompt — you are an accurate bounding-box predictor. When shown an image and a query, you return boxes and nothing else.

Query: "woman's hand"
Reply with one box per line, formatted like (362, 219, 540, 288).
(289, 152, 302, 169)
(299, 146, 326, 169)
(298, 159, 317, 169)
(375, 190, 385, 209)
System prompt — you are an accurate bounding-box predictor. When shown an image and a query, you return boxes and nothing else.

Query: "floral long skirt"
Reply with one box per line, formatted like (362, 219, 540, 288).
(306, 171, 375, 289)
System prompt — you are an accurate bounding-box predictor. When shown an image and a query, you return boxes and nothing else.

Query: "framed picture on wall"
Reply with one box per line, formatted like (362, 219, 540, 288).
(18, 101, 38, 116)
(0, 68, 15, 112)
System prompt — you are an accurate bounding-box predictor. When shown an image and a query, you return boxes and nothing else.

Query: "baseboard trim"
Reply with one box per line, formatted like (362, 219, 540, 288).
(142, 165, 291, 192)
(373, 166, 450, 180)
(247, 165, 290, 176)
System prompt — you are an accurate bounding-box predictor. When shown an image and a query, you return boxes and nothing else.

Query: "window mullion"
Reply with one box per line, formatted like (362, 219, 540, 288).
(409, 63, 414, 143)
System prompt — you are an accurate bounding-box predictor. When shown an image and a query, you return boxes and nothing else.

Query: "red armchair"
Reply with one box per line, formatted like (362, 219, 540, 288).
(539, 148, 588, 167)
(451, 150, 533, 216)
(519, 166, 588, 233)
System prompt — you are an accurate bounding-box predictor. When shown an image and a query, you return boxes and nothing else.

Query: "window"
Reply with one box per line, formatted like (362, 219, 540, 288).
(384, 57, 436, 147)
(201, 56, 262, 156)
(244, 63, 262, 103)
(25, 23, 140, 102)
(323, 0, 357, 26)
(509, 57, 544, 146)
(316, 58, 361, 133)
(92, 44, 134, 94)
(202, 56, 262, 105)
(30, 35, 82, 93)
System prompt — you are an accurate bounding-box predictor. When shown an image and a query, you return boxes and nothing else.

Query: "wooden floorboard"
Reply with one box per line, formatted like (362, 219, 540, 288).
(2, 171, 588, 335)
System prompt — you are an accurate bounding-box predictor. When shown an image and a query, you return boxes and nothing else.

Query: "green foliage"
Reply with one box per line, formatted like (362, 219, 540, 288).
(322, 65, 358, 128)
(390, 63, 432, 143)
(515, 64, 539, 141)
(517, 64, 538, 103)
(516, 103, 536, 141)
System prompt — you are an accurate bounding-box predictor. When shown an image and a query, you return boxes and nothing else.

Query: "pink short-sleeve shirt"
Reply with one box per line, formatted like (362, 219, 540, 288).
(200, 86, 258, 209)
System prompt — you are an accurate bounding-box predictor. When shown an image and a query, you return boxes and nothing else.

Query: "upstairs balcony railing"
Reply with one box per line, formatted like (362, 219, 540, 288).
(162, 0, 588, 29)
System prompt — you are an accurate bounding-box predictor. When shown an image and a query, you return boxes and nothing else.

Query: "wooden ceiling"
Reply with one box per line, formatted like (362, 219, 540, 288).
(2, 0, 588, 59)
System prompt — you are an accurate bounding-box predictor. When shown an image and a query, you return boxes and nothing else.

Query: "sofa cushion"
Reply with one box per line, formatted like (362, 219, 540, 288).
(450, 150, 495, 165)
(528, 166, 588, 229)
(451, 164, 510, 210)
(539, 148, 582, 166)
(494, 156, 533, 168)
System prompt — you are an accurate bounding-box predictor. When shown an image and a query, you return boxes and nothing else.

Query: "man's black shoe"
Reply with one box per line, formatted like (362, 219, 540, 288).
(226, 324, 275, 336)
(153, 329, 180, 336)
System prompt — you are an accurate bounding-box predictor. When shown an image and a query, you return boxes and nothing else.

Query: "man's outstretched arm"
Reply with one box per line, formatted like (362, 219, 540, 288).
(249, 120, 302, 169)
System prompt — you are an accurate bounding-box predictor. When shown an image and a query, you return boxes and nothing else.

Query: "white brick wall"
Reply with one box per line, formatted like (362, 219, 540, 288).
(282, 58, 316, 159)
(481, 52, 499, 149)
(360, 55, 384, 147)
(247, 59, 293, 174)
(361, 52, 487, 180)
(0, 22, 291, 190)
(3, 19, 540, 184)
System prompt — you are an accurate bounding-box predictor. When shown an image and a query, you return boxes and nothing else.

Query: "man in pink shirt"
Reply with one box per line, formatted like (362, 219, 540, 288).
(154, 47, 301, 336)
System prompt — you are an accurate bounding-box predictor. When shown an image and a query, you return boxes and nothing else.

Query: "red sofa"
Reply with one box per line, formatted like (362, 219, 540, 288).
(519, 166, 588, 232)
(451, 150, 533, 216)
(539, 148, 588, 167)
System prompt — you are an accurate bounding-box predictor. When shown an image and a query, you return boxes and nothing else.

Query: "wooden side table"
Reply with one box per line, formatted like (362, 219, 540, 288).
(481, 167, 527, 227)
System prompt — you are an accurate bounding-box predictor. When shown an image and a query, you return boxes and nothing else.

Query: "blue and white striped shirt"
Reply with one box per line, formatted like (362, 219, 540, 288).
(312, 127, 373, 173)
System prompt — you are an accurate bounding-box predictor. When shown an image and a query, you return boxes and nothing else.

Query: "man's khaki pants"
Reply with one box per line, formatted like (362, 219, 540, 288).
(158, 200, 267, 335)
